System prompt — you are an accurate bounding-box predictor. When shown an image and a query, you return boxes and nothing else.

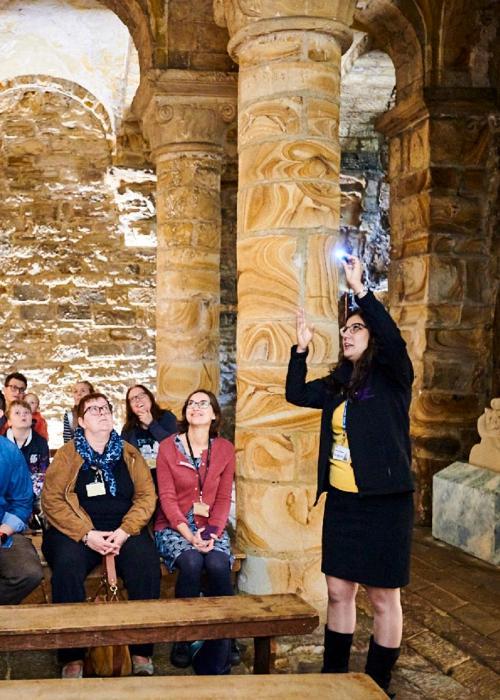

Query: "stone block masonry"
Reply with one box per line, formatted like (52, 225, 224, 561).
(433, 461, 500, 566)
(0, 85, 157, 444)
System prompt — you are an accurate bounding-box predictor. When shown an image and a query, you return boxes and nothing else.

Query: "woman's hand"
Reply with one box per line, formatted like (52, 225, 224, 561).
(137, 409, 153, 427)
(85, 530, 115, 555)
(342, 256, 365, 295)
(296, 308, 314, 352)
(106, 528, 130, 555)
(192, 528, 214, 552)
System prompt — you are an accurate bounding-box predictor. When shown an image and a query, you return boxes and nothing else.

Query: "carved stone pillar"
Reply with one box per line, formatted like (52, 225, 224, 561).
(140, 71, 236, 413)
(215, 1, 356, 610)
(377, 88, 498, 523)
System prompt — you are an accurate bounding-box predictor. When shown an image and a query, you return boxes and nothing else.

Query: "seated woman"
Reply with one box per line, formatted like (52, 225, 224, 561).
(42, 392, 161, 679)
(5, 399, 49, 529)
(63, 380, 94, 443)
(122, 385, 176, 483)
(25, 392, 49, 441)
(154, 389, 235, 669)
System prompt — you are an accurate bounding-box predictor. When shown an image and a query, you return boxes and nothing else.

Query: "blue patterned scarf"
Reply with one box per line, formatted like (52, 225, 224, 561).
(74, 427, 122, 497)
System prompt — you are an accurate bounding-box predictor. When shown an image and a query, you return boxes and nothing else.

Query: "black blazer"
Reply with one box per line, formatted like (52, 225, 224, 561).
(286, 291, 414, 501)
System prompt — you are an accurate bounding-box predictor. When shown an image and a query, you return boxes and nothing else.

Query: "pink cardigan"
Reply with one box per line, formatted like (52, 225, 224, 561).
(154, 434, 235, 537)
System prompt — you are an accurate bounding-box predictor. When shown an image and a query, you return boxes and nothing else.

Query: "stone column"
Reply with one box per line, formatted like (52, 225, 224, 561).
(215, 1, 356, 611)
(140, 71, 236, 413)
(377, 88, 498, 523)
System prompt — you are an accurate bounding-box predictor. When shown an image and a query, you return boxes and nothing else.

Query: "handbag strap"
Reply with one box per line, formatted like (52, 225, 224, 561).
(104, 554, 118, 586)
(103, 554, 119, 599)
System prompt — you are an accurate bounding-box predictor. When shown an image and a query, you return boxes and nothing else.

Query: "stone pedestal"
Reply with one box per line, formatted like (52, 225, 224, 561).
(432, 461, 500, 565)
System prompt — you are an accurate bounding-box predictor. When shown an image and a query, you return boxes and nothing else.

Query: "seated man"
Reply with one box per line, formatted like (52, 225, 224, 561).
(1, 372, 28, 436)
(1, 372, 46, 439)
(0, 411, 44, 604)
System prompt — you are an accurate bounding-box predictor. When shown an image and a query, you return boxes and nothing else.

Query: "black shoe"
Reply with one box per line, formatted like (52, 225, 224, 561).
(230, 639, 241, 666)
(170, 641, 191, 668)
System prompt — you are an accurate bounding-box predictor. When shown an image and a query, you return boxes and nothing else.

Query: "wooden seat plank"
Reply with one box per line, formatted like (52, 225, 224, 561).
(0, 673, 388, 699)
(0, 594, 318, 673)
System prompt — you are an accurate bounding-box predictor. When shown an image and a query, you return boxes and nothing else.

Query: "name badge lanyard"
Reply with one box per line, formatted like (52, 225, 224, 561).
(342, 401, 348, 434)
(86, 466, 106, 497)
(185, 433, 211, 504)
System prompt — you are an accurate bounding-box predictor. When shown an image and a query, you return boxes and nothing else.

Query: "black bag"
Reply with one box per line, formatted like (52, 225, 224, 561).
(191, 638, 232, 675)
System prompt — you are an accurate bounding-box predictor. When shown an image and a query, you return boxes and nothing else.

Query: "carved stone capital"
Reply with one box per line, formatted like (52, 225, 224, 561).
(214, 0, 356, 60)
(137, 70, 237, 160)
(376, 88, 498, 138)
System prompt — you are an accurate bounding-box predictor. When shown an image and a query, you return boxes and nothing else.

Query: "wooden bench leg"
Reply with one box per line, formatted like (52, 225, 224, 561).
(253, 637, 272, 674)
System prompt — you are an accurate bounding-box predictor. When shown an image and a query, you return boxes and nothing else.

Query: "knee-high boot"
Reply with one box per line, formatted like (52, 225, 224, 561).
(322, 626, 353, 673)
(365, 635, 400, 697)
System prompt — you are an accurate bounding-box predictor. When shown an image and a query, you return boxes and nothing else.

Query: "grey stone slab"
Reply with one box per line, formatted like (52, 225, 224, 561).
(432, 462, 500, 565)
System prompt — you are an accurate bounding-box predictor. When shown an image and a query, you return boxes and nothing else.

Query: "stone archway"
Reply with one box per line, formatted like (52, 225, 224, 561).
(0, 77, 157, 441)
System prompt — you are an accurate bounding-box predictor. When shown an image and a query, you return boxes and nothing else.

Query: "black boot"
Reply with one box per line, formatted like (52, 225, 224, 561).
(322, 626, 353, 673)
(365, 635, 400, 698)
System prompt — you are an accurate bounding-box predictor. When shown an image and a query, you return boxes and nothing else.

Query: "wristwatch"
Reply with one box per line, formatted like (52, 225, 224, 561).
(355, 286, 368, 299)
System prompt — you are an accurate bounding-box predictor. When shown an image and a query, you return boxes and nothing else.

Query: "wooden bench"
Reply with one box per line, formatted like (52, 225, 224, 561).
(0, 594, 318, 674)
(0, 673, 387, 698)
(26, 533, 246, 604)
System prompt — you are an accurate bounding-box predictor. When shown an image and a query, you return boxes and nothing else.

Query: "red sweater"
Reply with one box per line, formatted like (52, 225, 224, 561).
(154, 434, 235, 537)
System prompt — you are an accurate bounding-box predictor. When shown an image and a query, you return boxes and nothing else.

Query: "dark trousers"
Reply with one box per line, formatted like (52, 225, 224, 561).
(0, 534, 43, 604)
(42, 527, 161, 664)
(175, 549, 233, 599)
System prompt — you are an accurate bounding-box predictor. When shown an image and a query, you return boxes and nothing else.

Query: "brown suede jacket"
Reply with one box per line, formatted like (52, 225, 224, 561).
(41, 440, 156, 542)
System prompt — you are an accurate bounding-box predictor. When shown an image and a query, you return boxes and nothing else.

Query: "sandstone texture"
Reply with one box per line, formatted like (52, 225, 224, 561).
(0, 0, 498, 612)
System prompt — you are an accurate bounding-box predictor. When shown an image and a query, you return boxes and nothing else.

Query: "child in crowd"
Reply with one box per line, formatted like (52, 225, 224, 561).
(5, 399, 50, 530)
(25, 392, 49, 441)
(63, 380, 94, 443)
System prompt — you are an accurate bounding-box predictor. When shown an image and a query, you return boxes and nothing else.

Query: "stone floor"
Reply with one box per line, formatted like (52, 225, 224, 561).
(1, 528, 499, 698)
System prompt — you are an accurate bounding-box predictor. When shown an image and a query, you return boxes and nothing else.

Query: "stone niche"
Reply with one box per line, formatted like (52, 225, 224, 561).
(0, 85, 157, 444)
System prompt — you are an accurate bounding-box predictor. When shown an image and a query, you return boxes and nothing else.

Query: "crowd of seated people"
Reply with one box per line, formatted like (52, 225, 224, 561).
(0, 373, 236, 679)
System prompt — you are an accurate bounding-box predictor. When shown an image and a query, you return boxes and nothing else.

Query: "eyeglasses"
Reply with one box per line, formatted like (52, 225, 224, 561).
(83, 404, 112, 416)
(186, 399, 211, 409)
(129, 392, 148, 404)
(5, 384, 26, 395)
(340, 322, 367, 336)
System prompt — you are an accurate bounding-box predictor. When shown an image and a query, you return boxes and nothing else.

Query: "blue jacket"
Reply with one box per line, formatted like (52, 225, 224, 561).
(0, 436, 34, 533)
(286, 291, 414, 501)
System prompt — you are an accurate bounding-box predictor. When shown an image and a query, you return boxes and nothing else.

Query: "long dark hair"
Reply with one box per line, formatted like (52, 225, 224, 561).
(123, 385, 164, 433)
(327, 309, 376, 400)
(178, 389, 221, 439)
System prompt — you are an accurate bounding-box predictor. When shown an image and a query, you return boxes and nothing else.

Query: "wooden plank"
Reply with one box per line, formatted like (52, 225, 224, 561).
(0, 594, 318, 652)
(0, 673, 388, 699)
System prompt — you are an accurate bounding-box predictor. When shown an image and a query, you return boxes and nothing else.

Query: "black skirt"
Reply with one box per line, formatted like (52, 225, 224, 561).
(322, 486, 414, 588)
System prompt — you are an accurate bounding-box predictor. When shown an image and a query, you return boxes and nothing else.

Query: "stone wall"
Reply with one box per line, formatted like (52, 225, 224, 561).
(0, 85, 156, 444)
(167, 0, 235, 72)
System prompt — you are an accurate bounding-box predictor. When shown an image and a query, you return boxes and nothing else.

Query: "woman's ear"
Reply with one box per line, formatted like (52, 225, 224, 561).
(77, 417, 85, 429)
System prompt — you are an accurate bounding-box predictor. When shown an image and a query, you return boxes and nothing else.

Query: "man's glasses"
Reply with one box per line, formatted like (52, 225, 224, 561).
(340, 322, 367, 337)
(5, 384, 26, 395)
(83, 404, 112, 416)
(186, 399, 211, 409)
(129, 392, 148, 404)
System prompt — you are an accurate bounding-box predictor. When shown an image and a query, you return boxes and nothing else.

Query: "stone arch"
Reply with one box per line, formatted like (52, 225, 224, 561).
(0, 75, 115, 154)
(0, 75, 157, 441)
(354, 0, 425, 101)
(94, 0, 157, 70)
(439, 0, 497, 88)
